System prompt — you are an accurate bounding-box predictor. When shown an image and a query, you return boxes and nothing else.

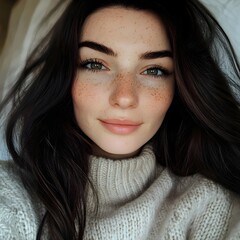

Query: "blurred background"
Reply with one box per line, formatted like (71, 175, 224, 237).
(0, 0, 18, 54)
(0, 0, 68, 100)
(0, 0, 239, 159)
(0, 0, 68, 159)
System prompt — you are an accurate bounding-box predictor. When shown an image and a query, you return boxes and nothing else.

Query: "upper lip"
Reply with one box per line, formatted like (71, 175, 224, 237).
(100, 119, 142, 126)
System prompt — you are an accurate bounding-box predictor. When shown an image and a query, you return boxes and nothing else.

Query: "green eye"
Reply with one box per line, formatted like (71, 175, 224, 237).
(143, 68, 164, 76)
(86, 62, 105, 70)
(79, 59, 108, 72)
(142, 67, 171, 78)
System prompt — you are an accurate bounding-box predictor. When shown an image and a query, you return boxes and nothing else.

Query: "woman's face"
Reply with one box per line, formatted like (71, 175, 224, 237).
(72, 6, 174, 159)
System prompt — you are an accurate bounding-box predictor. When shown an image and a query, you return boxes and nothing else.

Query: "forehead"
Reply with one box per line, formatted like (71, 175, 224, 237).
(80, 6, 170, 50)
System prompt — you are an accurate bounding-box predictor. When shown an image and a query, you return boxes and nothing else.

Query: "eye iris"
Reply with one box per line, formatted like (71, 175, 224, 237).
(91, 63, 102, 69)
(148, 68, 160, 75)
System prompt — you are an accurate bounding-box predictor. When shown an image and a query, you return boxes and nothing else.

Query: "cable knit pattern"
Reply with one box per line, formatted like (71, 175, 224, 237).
(0, 145, 240, 239)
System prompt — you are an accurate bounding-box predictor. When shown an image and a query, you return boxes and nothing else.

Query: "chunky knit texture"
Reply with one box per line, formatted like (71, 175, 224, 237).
(0, 145, 240, 239)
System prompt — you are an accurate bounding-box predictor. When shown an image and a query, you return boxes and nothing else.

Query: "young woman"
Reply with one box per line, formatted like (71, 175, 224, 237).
(0, 0, 240, 239)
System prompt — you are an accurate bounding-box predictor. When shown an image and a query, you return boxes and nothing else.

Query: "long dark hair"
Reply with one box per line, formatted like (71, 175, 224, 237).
(0, 0, 239, 239)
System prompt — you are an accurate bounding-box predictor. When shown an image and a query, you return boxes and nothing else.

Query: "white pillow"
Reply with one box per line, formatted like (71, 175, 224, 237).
(200, 0, 240, 60)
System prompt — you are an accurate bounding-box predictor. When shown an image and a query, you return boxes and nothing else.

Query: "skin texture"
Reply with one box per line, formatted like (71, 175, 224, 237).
(72, 6, 175, 159)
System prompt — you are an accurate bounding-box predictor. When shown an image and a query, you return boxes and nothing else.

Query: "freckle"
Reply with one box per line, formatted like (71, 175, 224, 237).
(150, 89, 168, 102)
(77, 83, 87, 96)
(73, 79, 92, 97)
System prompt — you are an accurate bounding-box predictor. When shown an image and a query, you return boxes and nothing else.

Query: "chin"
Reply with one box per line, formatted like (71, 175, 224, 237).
(93, 142, 142, 159)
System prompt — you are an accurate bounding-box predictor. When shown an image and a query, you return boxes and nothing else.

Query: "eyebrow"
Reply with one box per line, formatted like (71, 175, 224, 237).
(78, 41, 116, 56)
(78, 41, 173, 59)
(140, 51, 172, 59)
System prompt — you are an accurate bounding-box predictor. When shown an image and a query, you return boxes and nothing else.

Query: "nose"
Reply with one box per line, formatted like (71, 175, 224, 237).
(109, 73, 138, 109)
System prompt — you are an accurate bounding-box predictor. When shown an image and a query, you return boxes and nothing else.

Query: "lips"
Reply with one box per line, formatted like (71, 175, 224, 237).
(99, 119, 142, 134)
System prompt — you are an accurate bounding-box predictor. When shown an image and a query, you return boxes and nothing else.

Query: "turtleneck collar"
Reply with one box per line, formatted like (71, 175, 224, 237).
(87, 145, 158, 216)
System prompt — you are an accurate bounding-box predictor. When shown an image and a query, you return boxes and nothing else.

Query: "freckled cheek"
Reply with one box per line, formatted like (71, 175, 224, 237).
(71, 80, 104, 128)
(71, 78, 104, 105)
(149, 83, 174, 101)
(150, 88, 174, 102)
(146, 83, 175, 113)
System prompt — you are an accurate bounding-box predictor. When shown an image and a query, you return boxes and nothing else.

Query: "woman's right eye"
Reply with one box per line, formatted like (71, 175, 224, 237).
(79, 59, 108, 72)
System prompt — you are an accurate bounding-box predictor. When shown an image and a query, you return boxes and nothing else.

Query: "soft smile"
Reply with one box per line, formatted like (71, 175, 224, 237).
(99, 119, 142, 135)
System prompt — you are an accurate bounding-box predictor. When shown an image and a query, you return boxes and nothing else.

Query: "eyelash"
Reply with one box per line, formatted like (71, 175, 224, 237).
(78, 58, 171, 78)
(78, 58, 107, 72)
(142, 66, 171, 78)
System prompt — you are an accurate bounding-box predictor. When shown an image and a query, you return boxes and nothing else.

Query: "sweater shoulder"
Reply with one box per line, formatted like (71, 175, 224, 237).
(168, 170, 240, 239)
(0, 160, 24, 195)
(176, 172, 233, 215)
(0, 160, 41, 239)
(0, 160, 28, 199)
(150, 168, 240, 239)
(0, 159, 20, 179)
(153, 167, 235, 223)
(155, 167, 232, 202)
(168, 170, 232, 202)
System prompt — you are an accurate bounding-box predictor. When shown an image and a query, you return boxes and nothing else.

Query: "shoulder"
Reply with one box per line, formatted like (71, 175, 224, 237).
(0, 159, 20, 179)
(181, 174, 240, 239)
(0, 160, 24, 199)
(225, 193, 240, 239)
(179, 173, 240, 239)
(0, 160, 28, 202)
(0, 160, 41, 240)
(156, 167, 233, 205)
(176, 173, 232, 202)
(155, 168, 240, 239)
(170, 171, 234, 219)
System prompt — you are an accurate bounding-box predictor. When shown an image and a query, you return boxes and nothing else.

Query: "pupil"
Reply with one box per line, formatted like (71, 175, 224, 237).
(148, 69, 157, 75)
(92, 63, 101, 69)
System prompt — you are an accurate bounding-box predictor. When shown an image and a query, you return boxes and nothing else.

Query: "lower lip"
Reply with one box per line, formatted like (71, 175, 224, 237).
(100, 121, 141, 134)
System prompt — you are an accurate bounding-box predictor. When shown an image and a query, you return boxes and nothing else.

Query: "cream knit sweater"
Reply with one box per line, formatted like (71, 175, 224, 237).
(0, 145, 240, 239)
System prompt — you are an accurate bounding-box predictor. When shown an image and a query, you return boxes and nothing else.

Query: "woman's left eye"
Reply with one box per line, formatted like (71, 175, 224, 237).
(85, 62, 107, 70)
(78, 59, 108, 72)
(142, 67, 170, 77)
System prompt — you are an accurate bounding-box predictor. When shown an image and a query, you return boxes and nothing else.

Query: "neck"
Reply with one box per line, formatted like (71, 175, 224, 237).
(86, 145, 158, 216)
